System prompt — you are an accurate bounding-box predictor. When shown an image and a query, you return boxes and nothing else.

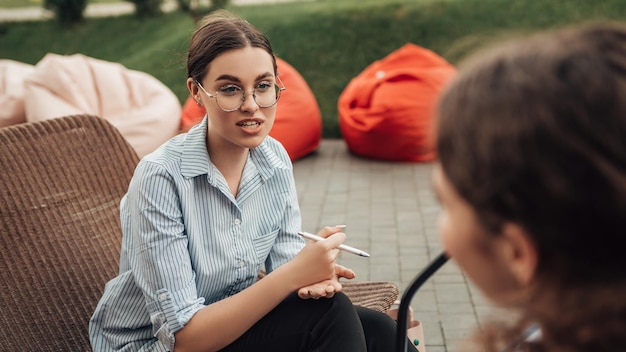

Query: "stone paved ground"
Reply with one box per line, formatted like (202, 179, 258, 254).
(294, 139, 510, 352)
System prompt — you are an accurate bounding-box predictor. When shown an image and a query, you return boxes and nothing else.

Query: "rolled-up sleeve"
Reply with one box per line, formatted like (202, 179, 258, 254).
(127, 161, 205, 349)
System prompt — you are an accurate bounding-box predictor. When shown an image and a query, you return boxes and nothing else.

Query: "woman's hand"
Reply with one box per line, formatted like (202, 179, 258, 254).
(287, 226, 347, 288)
(297, 264, 356, 299)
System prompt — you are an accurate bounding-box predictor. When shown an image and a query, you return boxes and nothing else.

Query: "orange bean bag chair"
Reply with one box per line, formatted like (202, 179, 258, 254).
(180, 57, 322, 161)
(338, 43, 456, 162)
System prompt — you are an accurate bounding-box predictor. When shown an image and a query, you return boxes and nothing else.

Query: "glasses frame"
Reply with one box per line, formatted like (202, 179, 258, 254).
(195, 76, 286, 112)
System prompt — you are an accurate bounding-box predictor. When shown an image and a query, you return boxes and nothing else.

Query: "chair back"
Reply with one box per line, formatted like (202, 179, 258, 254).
(0, 115, 139, 351)
(396, 252, 449, 352)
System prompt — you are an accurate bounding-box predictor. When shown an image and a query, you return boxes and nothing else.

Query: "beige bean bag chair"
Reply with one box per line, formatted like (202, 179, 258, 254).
(24, 53, 181, 157)
(0, 60, 35, 128)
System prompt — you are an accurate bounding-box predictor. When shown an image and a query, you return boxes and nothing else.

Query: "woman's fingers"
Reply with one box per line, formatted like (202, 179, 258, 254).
(316, 225, 346, 239)
(318, 232, 346, 252)
(297, 280, 340, 299)
(335, 264, 356, 280)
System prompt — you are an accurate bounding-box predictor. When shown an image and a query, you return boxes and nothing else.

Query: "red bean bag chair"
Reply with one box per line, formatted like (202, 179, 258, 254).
(338, 43, 456, 162)
(180, 57, 322, 161)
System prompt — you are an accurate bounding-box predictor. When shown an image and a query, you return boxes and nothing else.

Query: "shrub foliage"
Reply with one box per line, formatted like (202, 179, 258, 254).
(44, 0, 86, 25)
(127, 0, 164, 17)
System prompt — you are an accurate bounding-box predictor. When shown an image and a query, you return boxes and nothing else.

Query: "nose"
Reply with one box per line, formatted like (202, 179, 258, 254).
(239, 90, 259, 112)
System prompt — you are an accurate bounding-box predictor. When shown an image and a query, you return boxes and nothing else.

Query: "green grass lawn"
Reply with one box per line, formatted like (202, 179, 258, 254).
(0, 0, 44, 7)
(0, 0, 122, 8)
(2, 0, 626, 137)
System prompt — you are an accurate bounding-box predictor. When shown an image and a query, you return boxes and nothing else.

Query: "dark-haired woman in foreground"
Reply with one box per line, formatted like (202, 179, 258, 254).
(434, 22, 626, 351)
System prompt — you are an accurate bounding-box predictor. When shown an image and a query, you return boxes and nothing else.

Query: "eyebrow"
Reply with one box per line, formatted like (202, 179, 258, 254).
(214, 72, 274, 83)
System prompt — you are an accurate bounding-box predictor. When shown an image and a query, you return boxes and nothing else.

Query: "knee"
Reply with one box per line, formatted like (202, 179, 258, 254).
(356, 306, 397, 334)
(317, 291, 357, 317)
(330, 291, 353, 308)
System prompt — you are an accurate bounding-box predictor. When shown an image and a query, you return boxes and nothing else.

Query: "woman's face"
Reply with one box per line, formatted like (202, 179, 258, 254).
(432, 163, 527, 306)
(196, 46, 277, 152)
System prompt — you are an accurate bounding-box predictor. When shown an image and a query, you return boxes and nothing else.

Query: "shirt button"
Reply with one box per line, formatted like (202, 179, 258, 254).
(239, 261, 245, 267)
(158, 293, 167, 301)
(234, 219, 241, 225)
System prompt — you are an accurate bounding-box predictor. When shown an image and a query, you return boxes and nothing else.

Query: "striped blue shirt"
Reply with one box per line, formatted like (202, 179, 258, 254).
(89, 116, 305, 351)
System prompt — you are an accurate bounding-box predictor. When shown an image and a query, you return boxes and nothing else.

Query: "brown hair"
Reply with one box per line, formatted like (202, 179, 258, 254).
(436, 22, 626, 351)
(187, 10, 277, 83)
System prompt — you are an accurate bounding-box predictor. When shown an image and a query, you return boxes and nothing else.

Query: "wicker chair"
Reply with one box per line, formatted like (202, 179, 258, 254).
(0, 114, 398, 351)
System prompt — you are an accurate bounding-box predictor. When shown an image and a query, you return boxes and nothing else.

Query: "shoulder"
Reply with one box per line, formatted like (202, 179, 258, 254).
(143, 133, 185, 164)
(132, 134, 186, 182)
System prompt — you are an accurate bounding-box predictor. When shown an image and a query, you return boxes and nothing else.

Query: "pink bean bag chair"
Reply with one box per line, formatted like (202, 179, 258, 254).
(338, 43, 456, 162)
(0, 60, 34, 128)
(180, 57, 322, 161)
(24, 53, 181, 158)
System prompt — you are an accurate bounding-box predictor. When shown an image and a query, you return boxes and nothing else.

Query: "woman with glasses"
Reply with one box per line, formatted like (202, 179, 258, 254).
(433, 22, 626, 351)
(89, 10, 404, 352)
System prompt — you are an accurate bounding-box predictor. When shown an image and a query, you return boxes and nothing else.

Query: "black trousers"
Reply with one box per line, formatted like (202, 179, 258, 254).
(220, 291, 417, 352)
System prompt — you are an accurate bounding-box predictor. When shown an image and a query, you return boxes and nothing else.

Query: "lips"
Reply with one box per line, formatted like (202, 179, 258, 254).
(236, 118, 263, 129)
(237, 121, 261, 128)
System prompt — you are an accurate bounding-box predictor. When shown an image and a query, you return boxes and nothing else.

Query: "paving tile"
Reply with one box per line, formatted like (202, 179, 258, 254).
(425, 345, 447, 352)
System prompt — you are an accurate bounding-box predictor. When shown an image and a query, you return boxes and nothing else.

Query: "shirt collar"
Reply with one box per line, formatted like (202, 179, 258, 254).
(180, 116, 211, 179)
(180, 115, 290, 181)
(249, 137, 290, 182)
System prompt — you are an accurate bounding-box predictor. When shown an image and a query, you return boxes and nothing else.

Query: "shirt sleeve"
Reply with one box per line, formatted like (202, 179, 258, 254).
(264, 170, 305, 273)
(125, 160, 205, 350)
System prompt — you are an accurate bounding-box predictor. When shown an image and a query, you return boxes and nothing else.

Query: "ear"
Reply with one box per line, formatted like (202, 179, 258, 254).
(186, 77, 199, 100)
(499, 223, 538, 286)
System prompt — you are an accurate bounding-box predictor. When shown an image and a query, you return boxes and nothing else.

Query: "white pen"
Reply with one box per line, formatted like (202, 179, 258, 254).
(298, 231, 371, 258)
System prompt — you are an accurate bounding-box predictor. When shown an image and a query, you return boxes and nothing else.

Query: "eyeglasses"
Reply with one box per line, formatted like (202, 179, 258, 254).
(195, 77, 286, 112)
